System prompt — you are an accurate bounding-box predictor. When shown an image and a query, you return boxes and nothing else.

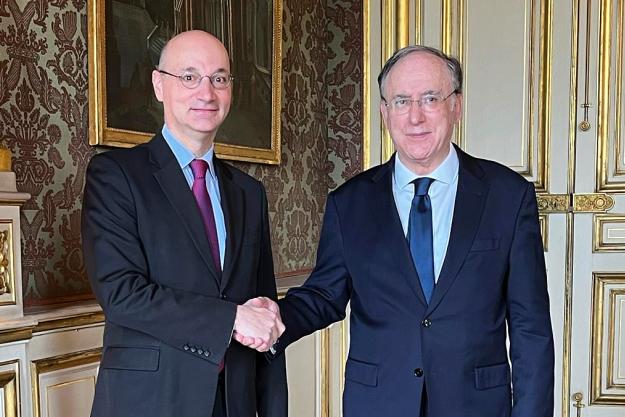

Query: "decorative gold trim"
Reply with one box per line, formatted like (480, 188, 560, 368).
(594, 214, 625, 252)
(320, 328, 330, 417)
(33, 312, 105, 334)
(590, 273, 625, 405)
(339, 319, 347, 398)
(454, 0, 466, 148)
(87, 0, 283, 164)
(573, 193, 615, 212)
(616, 0, 625, 175)
(607, 289, 625, 389)
(363, 0, 371, 170)
(537, 194, 569, 213)
(562, 211, 574, 417)
(31, 348, 102, 417)
(572, 392, 586, 413)
(597, 0, 621, 191)
(537, 193, 614, 213)
(579, 0, 594, 132)
(0, 360, 19, 417)
(536, 0, 553, 192)
(0, 326, 34, 345)
(0, 220, 16, 305)
(539, 214, 549, 251)
(381, 0, 396, 162)
(441, 0, 453, 54)
(396, 0, 410, 49)
(414, 0, 423, 45)
(520, 0, 536, 178)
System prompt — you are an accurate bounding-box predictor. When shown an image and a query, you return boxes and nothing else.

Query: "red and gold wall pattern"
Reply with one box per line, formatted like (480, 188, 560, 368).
(0, 0, 362, 308)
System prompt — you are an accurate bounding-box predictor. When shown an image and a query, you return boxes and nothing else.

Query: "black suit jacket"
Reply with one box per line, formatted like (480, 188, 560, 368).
(82, 133, 287, 417)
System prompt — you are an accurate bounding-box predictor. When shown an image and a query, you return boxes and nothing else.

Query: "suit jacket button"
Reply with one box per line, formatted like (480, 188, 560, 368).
(421, 319, 432, 328)
(190, 346, 197, 353)
(183, 345, 190, 351)
(204, 351, 211, 357)
(198, 349, 204, 355)
(414, 368, 424, 377)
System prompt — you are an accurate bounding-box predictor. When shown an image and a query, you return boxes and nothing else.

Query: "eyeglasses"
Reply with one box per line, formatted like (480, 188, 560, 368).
(156, 69, 234, 90)
(383, 90, 458, 115)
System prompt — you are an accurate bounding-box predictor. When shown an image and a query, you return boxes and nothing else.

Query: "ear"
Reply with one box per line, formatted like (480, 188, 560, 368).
(152, 70, 164, 102)
(380, 102, 389, 129)
(453, 93, 463, 122)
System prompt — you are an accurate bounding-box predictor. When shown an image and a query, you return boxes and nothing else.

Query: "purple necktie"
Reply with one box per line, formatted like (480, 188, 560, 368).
(190, 159, 221, 272)
(190, 159, 225, 373)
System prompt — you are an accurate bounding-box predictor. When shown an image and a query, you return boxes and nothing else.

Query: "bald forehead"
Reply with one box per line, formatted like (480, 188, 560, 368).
(159, 31, 230, 71)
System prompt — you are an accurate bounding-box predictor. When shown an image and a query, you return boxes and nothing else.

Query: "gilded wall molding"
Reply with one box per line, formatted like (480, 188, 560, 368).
(31, 348, 102, 417)
(596, 0, 625, 191)
(33, 312, 105, 334)
(0, 360, 19, 417)
(594, 215, 625, 252)
(0, 221, 16, 306)
(607, 289, 625, 389)
(573, 193, 615, 212)
(363, 0, 371, 169)
(537, 194, 569, 212)
(539, 214, 549, 251)
(590, 273, 625, 405)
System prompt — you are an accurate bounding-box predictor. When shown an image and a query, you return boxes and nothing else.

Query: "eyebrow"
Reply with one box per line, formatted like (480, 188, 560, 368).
(180, 66, 230, 74)
(391, 90, 441, 99)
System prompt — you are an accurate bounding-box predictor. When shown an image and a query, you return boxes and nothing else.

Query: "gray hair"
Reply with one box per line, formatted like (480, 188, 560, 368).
(378, 45, 463, 98)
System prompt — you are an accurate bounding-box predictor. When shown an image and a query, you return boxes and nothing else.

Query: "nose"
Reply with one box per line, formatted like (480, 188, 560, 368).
(407, 100, 425, 124)
(195, 76, 217, 100)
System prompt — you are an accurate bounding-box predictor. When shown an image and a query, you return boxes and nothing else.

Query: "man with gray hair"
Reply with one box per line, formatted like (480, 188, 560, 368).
(247, 45, 555, 417)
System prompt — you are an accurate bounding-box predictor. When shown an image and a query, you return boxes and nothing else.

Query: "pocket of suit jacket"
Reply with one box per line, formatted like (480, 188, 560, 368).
(474, 362, 511, 390)
(345, 357, 378, 387)
(100, 346, 160, 371)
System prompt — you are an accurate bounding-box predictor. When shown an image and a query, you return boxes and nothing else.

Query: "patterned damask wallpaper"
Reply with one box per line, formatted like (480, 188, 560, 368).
(0, 0, 362, 308)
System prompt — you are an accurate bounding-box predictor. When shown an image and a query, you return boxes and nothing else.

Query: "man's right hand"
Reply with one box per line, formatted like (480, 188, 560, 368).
(233, 297, 284, 352)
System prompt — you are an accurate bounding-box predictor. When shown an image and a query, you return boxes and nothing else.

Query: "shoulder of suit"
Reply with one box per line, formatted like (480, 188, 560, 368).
(213, 158, 264, 189)
(89, 140, 151, 167)
(460, 150, 532, 191)
(328, 163, 388, 198)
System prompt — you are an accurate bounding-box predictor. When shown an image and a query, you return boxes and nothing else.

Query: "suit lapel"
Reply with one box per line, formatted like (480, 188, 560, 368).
(371, 156, 429, 308)
(213, 158, 244, 291)
(148, 134, 222, 286)
(427, 148, 488, 312)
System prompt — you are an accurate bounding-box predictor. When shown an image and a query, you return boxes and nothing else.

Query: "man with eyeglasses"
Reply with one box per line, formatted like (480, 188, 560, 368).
(246, 45, 555, 416)
(82, 30, 287, 417)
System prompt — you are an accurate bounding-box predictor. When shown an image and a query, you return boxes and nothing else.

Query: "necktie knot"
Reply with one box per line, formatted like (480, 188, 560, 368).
(190, 159, 209, 180)
(413, 177, 434, 196)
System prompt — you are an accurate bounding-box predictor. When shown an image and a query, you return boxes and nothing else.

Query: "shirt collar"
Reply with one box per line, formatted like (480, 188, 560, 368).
(394, 144, 459, 190)
(161, 124, 217, 180)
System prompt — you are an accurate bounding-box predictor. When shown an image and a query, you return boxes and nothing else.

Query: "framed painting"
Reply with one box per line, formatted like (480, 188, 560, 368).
(88, 0, 282, 164)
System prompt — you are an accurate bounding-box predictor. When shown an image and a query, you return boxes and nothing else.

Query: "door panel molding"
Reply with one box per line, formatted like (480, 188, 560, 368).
(593, 215, 625, 252)
(590, 273, 625, 405)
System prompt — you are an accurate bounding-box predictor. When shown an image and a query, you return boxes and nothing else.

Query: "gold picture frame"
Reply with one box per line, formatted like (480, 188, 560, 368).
(88, 0, 282, 164)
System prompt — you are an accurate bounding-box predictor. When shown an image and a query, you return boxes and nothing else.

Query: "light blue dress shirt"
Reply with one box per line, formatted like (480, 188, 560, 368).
(392, 145, 459, 281)
(162, 125, 227, 269)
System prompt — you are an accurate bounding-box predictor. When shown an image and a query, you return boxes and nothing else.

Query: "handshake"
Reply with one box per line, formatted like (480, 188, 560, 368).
(233, 297, 284, 352)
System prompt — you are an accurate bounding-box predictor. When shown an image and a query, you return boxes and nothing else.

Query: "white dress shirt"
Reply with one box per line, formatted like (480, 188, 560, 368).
(392, 145, 459, 281)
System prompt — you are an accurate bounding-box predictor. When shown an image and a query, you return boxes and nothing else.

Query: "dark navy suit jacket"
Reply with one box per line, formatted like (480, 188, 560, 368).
(274, 147, 554, 417)
(82, 133, 287, 417)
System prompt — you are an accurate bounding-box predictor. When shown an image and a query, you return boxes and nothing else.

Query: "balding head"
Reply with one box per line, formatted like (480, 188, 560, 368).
(152, 30, 232, 155)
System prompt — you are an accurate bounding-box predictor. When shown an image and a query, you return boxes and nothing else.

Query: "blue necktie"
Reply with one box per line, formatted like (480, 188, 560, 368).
(408, 177, 435, 303)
